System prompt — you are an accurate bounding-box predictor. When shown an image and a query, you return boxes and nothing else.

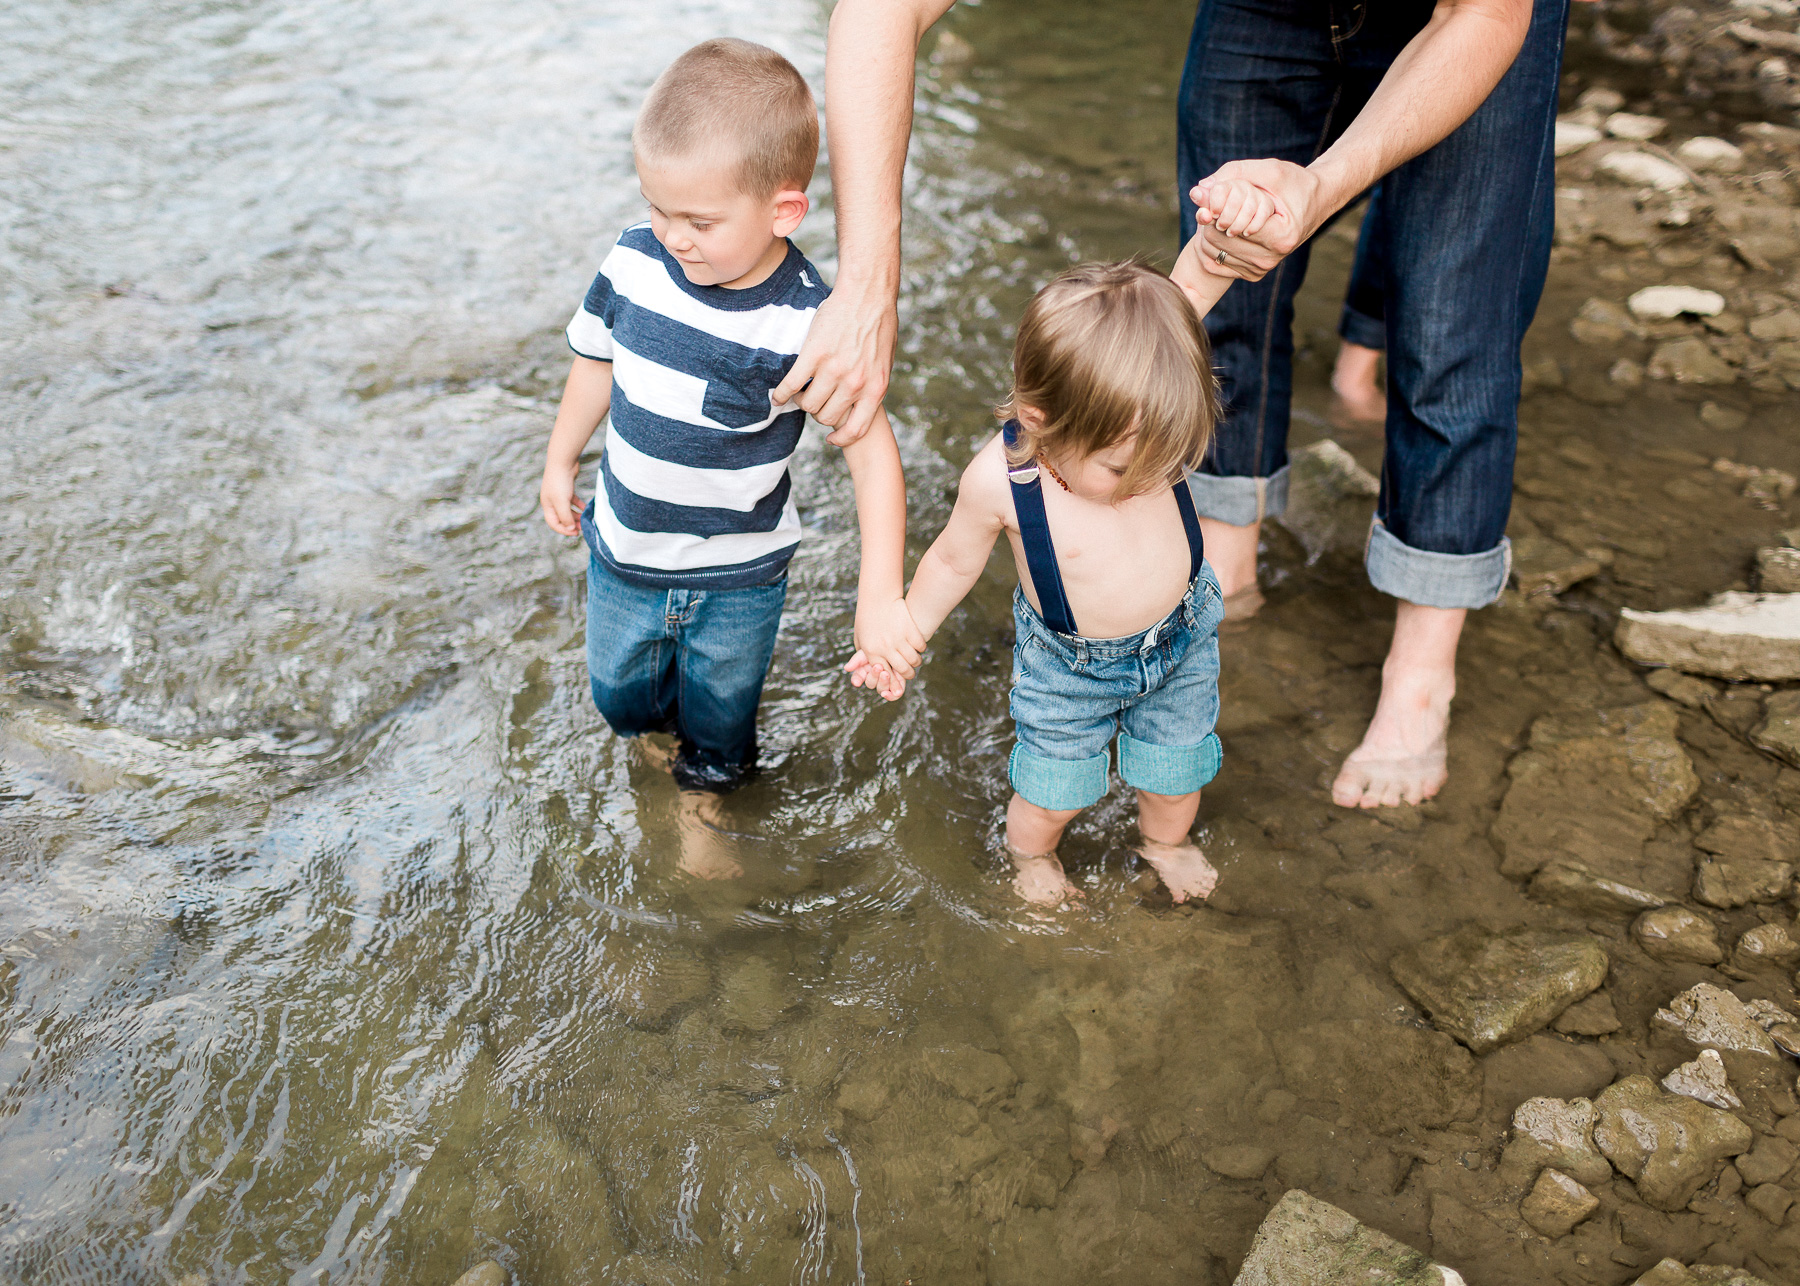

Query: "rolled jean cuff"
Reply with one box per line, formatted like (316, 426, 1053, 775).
(1365, 520, 1512, 610)
(1338, 304, 1386, 351)
(1118, 732, 1221, 796)
(1009, 744, 1109, 812)
(1186, 464, 1290, 527)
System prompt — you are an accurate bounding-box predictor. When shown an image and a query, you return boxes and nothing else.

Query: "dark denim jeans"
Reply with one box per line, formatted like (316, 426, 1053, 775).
(1339, 189, 1386, 351)
(1178, 0, 1569, 608)
(586, 553, 786, 792)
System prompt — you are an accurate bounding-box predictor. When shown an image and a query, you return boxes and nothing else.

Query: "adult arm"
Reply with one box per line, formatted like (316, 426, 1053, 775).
(1187, 0, 1533, 281)
(539, 356, 613, 535)
(770, 0, 958, 445)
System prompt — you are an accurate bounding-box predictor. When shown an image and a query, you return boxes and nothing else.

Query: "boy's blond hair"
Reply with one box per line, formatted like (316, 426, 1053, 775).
(634, 39, 819, 198)
(999, 261, 1218, 501)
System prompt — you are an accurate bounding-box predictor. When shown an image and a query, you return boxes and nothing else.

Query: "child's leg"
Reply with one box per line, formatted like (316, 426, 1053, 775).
(1004, 793, 1083, 905)
(1135, 788, 1218, 904)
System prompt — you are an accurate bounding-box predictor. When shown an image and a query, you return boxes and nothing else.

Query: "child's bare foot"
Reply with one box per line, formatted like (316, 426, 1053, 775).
(1330, 342, 1386, 424)
(1331, 667, 1452, 809)
(1008, 846, 1081, 907)
(1138, 837, 1219, 903)
(676, 790, 742, 880)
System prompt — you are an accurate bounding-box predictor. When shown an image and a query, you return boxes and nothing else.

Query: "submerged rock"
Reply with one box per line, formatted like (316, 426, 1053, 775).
(1696, 813, 1795, 864)
(1647, 337, 1736, 384)
(1661, 1049, 1742, 1110)
(1277, 439, 1379, 561)
(1600, 150, 1691, 190)
(449, 1263, 506, 1286)
(1632, 905, 1725, 964)
(1628, 286, 1725, 320)
(1231, 1189, 1463, 1286)
(1390, 924, 1608, 1054)
(1511, 535, 1610, 597)
(1653, 983, 1784, 1058)
(1752, 689, 1800, 765)
(1616, 593, 1800, 681)
(1203, 1143, 1275, 1180)
(1593, 1075, 1752, 1210)
(1273, 1020, 1480, 1132)
(1676, 136, 1747, 173)
(1498, 1096, 1613, 1191)
(1736, 1133, 1798, 1186)
(1606, 111, 1667, 140)
(1735, 921, 1800, 969)
(1757, 545, 1800, 592)
(1530, 861, 1667, 915)
(1520, 1167, 1599, 1238)
(1693, 856, 1793, 908)
(1644, 669, 1719, 709)
(1632, 1260, 1775, 1286)
(1492, 704, 1697, 881)
(1554, 991, 1622, 1037)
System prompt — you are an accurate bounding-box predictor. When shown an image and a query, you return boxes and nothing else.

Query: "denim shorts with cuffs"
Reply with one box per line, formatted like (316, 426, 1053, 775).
(1008, 571, 1225, 813)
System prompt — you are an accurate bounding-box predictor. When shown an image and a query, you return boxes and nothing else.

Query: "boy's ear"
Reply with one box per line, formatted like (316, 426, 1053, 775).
(771, 189, 809, 237)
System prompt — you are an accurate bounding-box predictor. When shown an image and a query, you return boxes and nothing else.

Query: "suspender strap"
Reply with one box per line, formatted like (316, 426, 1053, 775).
(1001, 421, 1079, 636)
(1173, 473, 1206, 584)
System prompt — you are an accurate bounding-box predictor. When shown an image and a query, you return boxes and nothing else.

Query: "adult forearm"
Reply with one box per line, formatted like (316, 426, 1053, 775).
(1309, 0, 1530, 216)
(824, 0, 953, 293)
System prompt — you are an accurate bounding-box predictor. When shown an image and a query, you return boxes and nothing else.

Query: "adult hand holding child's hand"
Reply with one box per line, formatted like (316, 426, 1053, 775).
(1186, 161, 1318, 282)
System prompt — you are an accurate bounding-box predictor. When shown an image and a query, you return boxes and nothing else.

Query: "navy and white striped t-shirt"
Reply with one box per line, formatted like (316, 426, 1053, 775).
(567, 222, 829, 589)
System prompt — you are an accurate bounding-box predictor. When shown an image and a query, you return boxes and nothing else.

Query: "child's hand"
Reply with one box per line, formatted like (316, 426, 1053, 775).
(540, 461, 581, 536)
(844, 650, 905, 701)
(1192, 176, 1278, 239)
(850, 596, 926, 700)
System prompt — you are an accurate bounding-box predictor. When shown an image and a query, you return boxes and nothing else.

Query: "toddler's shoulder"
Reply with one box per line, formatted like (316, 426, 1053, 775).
(957, 432, 1014, 516)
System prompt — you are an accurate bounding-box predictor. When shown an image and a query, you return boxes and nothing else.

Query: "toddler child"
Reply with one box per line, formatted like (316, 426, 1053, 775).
(849, 249, 1252, 906)
(540, 38, 922, 877)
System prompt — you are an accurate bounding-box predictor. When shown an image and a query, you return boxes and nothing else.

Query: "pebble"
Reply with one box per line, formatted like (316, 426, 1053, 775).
(1530, 861, 1667, 915)
(1653, 982, 1784, 1057)
(1676, 135, 1747, 172)
(1757, 546, 1800, 591)
(1607, 111, 1668, 139)
(1633, 905, 1725, 964)
(1628, 285, 1726, 320)
(1736, 921, 1800, 968)
(449, 1262, 506, 1286)
(1500, 1096, 1613, 1191)
(1579, 88, 1626, 112)
(1736, 1133, 1797, 1186)
(1699, 400, 1750, 431)
(1510, 535, 1610, 597)
(1233, 1189, 1465, 1286)
(1600, 150, 1691, 190)
(1520, 1167, 1599, 1238)
(1593, 1074, 1753, 1211)
(1645, 668, 1720, 709)
(1647, 337, 1736, 384)
(1749, 306, 1800, 340)
(1616, 592, 1800, 681)
(1554, 991, 1622, 1037)
(1661, 1049, 1742, 1110)
(1555, 119, 1603, 155)
(1755, 689, 1800, 764)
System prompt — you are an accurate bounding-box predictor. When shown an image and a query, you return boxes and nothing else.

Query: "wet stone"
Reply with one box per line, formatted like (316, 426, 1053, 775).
(1661, 1049, 1742, 1110)
(1654, 983, 1784, 1058)
(1273, 1020, 1480, 1132)
(1736, 922, 1800, 969)
(1697, 813, 1795, 865)
(1632, 1260, 1776, 1286)
(922, 1045, 1017, 1106)
(1628, 286, 1725, 320)
(1498, 1096, 1613, 1191)
(1511, 535, 1610, 597)
(1555, 991, 1622, 1037)
(1647, 337, 1736, 384)
(1757, 546, 1800, 592)
(1618, 593, 1800, 682)
(449, 1263, 506, 1286)
(1203, 1144, 1275, 1180)
(1593, 1075, 1753, 1211)
(1736, 1134, 1798, 1186)
(1520, 1168, 1599, 1238)
(1633, 906, 1725, 964)
(1747, 1181, 1794, 1224)
(1390, 924, 1609, 1054)
(1530, 861, 1667, 916)
(1753, 689, 1800, 765)
(1600, 150, 1691, 190)
(1700, 401, 1750, 432)
(1749, 308, 1800, 341)
(1231, 1189, 1461, 1286)
(1676, 136, 1747, 172)
(1645, 669, 1720, 709)
(1694, 856, 1793, 908)
(1277, 439, 1379, 561)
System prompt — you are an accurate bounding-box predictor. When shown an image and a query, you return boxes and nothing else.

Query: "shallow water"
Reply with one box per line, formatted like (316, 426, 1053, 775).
(6, 1, 1800, 1282)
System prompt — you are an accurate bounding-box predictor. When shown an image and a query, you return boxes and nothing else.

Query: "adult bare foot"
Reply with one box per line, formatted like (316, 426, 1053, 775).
(1333, 602, 1462, 809)
(676, 790, 743, 880)
(1138, 837, 1219, 903)
(1330, 342, 1386, 424)
(1008, 846, 1080, 906)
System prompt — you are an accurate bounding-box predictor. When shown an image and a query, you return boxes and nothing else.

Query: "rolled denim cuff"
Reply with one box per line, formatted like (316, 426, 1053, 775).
(1117, 732, 1221, 796)
(1186, 464, 1290, 526)
(1365, 520, 1512, 610)
(1009, 744, 1109, 812)
(1338, 304, 1386, 351)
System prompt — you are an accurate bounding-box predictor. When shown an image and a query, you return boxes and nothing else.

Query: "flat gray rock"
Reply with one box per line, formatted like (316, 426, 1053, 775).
(1390, 924, 1609, 1055)
(1232, 1190, 1464, 1286)
(1617, 592, 1800, 681)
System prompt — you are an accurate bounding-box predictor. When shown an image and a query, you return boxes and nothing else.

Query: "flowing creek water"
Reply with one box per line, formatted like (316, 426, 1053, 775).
(7, 0, 1800, 1282)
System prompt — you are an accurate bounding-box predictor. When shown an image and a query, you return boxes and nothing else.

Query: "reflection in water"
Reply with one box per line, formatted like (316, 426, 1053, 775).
(7, 0, 1800, 1282)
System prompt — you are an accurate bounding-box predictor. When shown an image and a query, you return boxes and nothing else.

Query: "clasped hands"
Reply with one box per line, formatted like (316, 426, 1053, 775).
(1172, 158, 1329, 297)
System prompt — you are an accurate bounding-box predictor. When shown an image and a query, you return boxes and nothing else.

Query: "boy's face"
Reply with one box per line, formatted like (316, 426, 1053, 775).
(638, 157, 808, 289)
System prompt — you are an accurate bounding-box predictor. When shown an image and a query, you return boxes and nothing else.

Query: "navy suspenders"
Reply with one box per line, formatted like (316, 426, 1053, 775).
(1000, 419, 1206, 638)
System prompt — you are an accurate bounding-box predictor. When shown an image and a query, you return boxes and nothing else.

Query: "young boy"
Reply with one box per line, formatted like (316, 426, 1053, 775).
(540, 39, 922, 876)
(849, 248, 1255, 906)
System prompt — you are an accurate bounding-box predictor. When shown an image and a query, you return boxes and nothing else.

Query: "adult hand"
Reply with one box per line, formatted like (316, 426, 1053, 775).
(1188, 159, 1330, 282)
(770, 267, 899, 447)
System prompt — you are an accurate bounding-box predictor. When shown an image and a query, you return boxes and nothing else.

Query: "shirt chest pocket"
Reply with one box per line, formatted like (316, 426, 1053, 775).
(702, 350, 796, 429)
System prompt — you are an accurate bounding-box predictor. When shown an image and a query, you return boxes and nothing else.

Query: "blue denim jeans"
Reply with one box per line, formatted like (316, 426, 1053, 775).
(1339, 190, 1386, 351)
(1008, 573, 1225, 813)
(586, 553, 786, 792)
(1178, 0, 1569, 608)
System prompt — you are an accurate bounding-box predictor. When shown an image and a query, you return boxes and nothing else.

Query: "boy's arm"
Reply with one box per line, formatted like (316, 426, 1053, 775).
(840, 408, 927, 691)
(540, 357, 613, 535)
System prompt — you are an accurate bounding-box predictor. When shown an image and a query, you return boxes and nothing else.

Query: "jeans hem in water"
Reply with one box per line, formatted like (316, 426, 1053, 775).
(1186, 464, 1290, 527)
(1365, 520, 1512, 610)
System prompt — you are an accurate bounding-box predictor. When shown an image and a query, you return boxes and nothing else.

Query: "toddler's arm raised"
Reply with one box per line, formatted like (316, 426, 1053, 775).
(1171, 177, 1284, 319)
(539, 356, 614, 535)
